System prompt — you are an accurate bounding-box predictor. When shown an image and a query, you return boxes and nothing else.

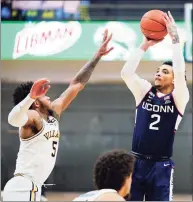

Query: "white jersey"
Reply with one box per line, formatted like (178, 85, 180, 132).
(14, 115, 60, 185)
(73, 189, 117, 201)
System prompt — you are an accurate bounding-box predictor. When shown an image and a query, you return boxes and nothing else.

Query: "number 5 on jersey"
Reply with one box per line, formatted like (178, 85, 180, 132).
(52, 141, 58, 157)
(149, 114, 161, 130)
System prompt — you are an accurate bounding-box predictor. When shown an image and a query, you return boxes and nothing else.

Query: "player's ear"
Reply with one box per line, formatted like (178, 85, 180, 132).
(33, 100, 40, 108)
(172, 79, 174, 84)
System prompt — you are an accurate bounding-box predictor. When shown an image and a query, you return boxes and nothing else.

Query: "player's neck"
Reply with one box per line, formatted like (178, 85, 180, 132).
(117, 187, 126, 198)
(36, 109, 49, 121)
(157, 86, 174, 95)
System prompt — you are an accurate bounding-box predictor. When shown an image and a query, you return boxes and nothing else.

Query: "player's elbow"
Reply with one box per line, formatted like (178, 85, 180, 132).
(69, 83, 85, 97)
(78, 83, 85, 91)
(8, 111, 28, 127)
(8, 113, 18, 127)
(121, 68, 127, 81)
(71, 81, 85, 90)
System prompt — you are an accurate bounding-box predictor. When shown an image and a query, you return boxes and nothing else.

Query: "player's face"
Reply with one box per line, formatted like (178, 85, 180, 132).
(154, 65, 174, 89)
(37, 96, 52, 111)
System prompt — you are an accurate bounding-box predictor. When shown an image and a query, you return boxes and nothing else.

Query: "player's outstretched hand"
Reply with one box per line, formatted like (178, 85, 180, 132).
(95, 29, 114, 57)
(30, 78, 51, 99)
(163, 11, 179, 43)
(140, 36, 163, 51)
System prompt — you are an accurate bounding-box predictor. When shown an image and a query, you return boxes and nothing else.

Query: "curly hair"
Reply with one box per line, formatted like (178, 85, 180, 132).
(13, 82, 34, 108)
(93, 149, 135, 192)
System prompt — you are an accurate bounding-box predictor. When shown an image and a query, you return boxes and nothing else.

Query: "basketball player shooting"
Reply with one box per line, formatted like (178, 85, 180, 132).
(73, 150, 135, 201)
(3, 29, 113, 201)
(121, 12, 189, 201)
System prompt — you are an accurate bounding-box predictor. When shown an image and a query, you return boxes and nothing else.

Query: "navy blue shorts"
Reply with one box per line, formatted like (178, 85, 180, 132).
(129, 158, 174, 201)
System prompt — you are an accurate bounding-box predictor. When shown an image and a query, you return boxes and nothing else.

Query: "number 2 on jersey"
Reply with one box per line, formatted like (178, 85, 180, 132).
(149, 114, 160, 130)
(51, 141, 58, 157)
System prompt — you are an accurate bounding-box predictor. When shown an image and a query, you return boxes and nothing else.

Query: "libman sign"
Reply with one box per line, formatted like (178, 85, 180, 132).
(1, 21, 192, 61)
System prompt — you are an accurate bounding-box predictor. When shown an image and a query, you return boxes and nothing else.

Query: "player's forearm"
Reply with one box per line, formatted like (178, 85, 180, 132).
(121, 47, 144, 80)
(172, 43, 185, 73)
(8, 94, 35, 127)
(171, 34, 189, 108)
(169, 19, 185, 72)
(172, 35, 186, 88)
(72, 55, 101, 86)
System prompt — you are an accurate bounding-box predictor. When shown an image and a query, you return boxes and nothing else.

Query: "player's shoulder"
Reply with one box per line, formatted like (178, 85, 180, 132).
(73, 189, 118, 201)
(73, 190, 98, 201)
(96, 192, 125, 201)
(27, 110, 42, 121)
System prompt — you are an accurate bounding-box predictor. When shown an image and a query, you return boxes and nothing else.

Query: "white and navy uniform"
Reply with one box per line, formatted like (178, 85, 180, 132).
(121, 43, 189, 201)
(73, 189, 117, 201)
(3, 115, 60, 201)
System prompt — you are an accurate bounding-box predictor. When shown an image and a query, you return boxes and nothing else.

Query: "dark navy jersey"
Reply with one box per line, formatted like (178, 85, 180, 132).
(132, 87, 182, 157)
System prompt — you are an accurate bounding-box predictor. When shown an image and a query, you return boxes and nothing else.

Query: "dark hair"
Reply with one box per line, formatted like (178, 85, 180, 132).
(162, 61, 173, 67)
(93, 149, 135, 192)
(13, 82, 34, 108)
(162, 60, 187, 81)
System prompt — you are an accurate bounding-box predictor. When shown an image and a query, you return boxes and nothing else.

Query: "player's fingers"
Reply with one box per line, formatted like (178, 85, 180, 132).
(104, 33, 113, 46)
(42, 85, 51, 94)
(45, 84, 51, 90)
(163, 15, 168, 26)
(35, 78, 49, 83)
(39, 80, 50, 87)
(103, 47, 114, 55)
(155, 39, 164, 44)
(163, 16, 167, 25)
(42, 83, 50, 88)
(164, 13, 170, 23)
(167, 11, 173, 24)
(103, 29, 108, 42)
(33, 81, 50, 93)
(168, 11, 175, 23)
(34, 78, 50, 86)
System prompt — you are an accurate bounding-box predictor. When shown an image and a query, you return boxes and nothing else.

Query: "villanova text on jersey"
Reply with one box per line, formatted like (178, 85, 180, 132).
(132, 87, 182, 157)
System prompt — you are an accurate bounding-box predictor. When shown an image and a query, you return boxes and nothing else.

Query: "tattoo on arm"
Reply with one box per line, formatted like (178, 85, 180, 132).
(172, 34, 180, 44)
(168, 25, 180, 44)
(73, 56, 101, 85)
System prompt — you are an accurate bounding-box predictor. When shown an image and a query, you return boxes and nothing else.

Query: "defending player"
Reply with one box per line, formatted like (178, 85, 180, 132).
(3, 30, 113, 201)
(121, 12, 189, 201)
(73, 150, 135, 201)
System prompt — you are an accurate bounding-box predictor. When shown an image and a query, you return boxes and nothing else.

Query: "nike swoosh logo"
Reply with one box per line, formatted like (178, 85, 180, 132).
(164, 164, 170, 166)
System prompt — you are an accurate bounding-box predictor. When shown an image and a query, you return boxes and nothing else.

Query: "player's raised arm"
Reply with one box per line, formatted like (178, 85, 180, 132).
(163, 11, 189, 113)
(121, 38, 161, 105)
(51, 29, 113, 116)
(8, 79, 50, 128)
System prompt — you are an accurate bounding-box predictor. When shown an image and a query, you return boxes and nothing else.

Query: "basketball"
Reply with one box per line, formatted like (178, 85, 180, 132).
(140, 10, 167, 40)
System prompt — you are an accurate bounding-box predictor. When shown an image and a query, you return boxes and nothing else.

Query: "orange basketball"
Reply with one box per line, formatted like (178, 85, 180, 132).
(140, 10, 167, 40)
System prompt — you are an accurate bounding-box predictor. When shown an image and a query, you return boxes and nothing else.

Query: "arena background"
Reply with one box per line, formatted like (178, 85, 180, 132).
(1, 0, 192, 201)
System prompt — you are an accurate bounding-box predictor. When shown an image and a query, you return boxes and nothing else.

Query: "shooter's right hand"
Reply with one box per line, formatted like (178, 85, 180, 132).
(140, 36, 163, 51)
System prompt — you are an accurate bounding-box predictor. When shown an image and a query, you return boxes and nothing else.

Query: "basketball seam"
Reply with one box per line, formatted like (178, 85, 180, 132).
(141, 25, 166, 32)
(142, 16, 166, 27)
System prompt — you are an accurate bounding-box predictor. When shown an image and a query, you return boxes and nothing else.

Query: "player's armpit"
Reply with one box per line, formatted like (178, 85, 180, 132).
(51, 83, 83, 116)
(20, 110, 43, 139)
(96, 193, 125, 201)
(26, 110, 43, 129)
